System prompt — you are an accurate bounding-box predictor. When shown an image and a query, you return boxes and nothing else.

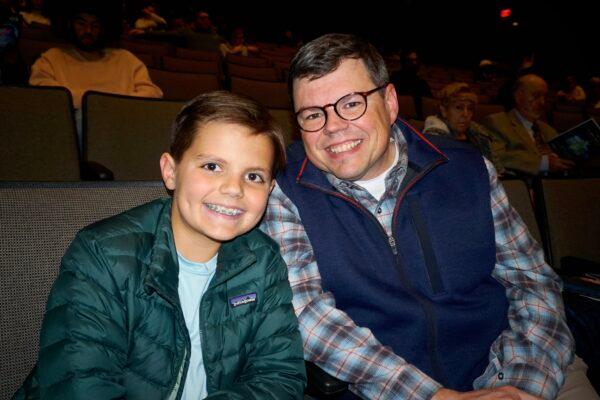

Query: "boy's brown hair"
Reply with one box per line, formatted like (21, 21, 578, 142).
(170, 91, 286, 175)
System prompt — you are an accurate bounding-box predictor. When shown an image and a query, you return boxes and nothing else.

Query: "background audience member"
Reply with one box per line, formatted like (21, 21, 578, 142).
(423, 82, 504, 174)
(194, 10, 217, 34)
(29, 1, 162, 151)
(29, 1, 162, 109)
(180, 10, 223, 52)
(482, 74, 574, 176)
(390, 50, 432, 98)
(588, 77, 600, 111)
(0, 2, 27, 84)
(219, 26, 258, 58)
(17, 0, 49, 27)
(130, 3, 166, 35)
(558, 74, 587, 105)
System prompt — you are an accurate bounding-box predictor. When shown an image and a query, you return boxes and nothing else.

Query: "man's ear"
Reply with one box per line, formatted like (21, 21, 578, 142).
(514, 88, 524, 109)
(160, 153, 177, 190)
(384, 83, 399, 123)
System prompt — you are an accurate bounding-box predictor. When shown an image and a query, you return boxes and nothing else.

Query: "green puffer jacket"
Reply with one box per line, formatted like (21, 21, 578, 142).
(14, 198, 306, 399)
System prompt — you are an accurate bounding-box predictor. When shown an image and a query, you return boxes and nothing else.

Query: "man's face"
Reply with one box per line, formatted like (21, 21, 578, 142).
(293, 58, 398, 181)
(515, 77, 548, 121)
(195, 12, 211, 31)
(72, 13, 102, 51)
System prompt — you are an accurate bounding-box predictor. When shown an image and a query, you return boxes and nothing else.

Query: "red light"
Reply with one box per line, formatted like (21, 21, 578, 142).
(500, 8, 512, 18)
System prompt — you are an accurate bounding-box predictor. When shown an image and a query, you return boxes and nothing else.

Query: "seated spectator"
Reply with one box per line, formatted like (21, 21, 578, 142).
(558, 74, 587, 104)
(194, 10, 217, 34)
(1, 3, 27, 84)
(482, 74, 574, 176)
(423, 82, 504, 173)
(12, 91, 306, 399)
(220, 27, 259, 58)
(390, 50, 432, 98)
(179, 10, 224, 52)
(130, 4, 167, 35)
(18, 0, 50, 27)
(29, 1, 162, 109)
(588, 76, 600, 110)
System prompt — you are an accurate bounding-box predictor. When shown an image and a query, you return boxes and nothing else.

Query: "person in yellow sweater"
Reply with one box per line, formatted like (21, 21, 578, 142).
(29, 2, 162, 109)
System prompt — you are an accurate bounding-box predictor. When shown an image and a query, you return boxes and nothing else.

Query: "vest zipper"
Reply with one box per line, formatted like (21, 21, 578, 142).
(388, 235, 398, 255)
(298, 157, 448, 382)
(390, 158, 448, 383)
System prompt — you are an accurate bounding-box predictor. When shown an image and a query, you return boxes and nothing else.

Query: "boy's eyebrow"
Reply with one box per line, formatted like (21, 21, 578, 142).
(194, 154, 226, 162)
(194, 155, 271, 173)
(248, 166, 270, 172)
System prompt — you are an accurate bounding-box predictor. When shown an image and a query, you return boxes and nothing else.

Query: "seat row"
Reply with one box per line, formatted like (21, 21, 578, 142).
(1, 178, 598, 399)
(0, 85, 297, 182)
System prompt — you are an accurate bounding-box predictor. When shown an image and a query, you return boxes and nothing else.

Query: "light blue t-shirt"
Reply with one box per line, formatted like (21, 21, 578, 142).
(177, 252, 218, 400)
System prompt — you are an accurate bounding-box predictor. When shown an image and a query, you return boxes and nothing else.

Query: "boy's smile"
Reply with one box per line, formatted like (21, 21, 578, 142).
(161, 122, 275, 262)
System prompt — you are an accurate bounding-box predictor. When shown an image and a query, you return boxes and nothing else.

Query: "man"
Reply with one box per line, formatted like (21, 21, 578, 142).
(261, 34, 597, 399)
(29, 2, 162, 109)
(180, 10, 224, 52)
(482, 74, 574, 176)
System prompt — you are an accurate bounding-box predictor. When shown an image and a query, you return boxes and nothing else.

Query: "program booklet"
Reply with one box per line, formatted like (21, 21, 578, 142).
(548, 118, 600, 162)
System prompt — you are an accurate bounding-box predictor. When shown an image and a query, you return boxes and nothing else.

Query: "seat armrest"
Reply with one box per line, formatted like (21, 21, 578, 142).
(305, 361, 349, 398)
(81, 161, 114, 180)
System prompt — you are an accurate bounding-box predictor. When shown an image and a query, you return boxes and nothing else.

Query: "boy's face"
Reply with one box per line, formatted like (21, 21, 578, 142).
(161, 122, 275, 261)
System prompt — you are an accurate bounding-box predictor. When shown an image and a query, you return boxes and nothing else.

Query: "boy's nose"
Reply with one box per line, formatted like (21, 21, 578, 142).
(220, 176, 243, 198)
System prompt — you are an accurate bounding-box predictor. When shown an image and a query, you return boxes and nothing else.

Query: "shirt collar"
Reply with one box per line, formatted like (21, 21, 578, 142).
(325, 124, 408, 198)
(513, 109, 534, 132)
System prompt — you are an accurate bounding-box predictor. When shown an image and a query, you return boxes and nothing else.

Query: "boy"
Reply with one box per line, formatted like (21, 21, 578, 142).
(14, 91, 306, 400)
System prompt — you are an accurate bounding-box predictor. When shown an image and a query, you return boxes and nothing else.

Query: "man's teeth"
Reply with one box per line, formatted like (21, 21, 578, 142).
(328, 140, 362, 154)
(206, 204, 242, 216)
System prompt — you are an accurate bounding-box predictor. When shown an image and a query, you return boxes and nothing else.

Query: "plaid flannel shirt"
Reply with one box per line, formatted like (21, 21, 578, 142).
(260, 124, 574, 400)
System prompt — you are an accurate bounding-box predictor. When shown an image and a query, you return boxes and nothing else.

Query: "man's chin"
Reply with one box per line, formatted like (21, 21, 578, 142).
(76, 42, 102, 52)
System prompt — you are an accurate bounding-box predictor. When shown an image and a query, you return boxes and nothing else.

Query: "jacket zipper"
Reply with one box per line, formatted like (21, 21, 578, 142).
(146, 282, 191, 400)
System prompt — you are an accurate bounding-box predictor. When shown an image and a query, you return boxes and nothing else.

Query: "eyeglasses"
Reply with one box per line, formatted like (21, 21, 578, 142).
(295, 84, 388, 132)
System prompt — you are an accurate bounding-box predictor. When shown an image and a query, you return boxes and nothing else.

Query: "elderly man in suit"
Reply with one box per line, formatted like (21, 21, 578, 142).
(482, 74, 574, 176)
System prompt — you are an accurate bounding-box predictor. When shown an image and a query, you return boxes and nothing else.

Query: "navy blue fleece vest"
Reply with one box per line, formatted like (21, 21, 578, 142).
(277, 120, 509, 390)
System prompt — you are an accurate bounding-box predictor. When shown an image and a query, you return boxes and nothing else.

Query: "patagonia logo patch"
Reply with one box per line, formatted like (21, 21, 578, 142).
(229, 293, 257, 307)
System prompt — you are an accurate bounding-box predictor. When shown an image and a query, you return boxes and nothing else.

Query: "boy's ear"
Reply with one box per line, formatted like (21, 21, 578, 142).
(160, 153, 177, 190)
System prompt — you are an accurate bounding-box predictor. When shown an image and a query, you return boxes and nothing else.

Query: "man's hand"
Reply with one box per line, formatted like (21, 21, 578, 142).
(548, 152, 575, 172)
(432, 386, 543, 400)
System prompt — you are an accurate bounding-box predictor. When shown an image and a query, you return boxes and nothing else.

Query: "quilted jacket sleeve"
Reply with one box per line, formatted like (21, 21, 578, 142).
(206, 251, 306, 400)
(35, 232, 128, 399)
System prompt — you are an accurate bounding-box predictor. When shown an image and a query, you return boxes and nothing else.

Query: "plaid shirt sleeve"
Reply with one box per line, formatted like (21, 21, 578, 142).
(473, 159, 575, 399)
(260, 182, 442, 400)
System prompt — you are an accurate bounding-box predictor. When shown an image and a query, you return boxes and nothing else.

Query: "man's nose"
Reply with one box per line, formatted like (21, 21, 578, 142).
(322, 107, 348, 135)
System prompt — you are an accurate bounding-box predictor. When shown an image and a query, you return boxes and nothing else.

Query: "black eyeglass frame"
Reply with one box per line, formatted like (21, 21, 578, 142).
(294, 83, 389, 132)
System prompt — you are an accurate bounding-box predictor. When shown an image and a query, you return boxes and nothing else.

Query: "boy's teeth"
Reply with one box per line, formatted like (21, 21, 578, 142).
(328, 140, 361, 154)
(206, 204, 242, 216)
